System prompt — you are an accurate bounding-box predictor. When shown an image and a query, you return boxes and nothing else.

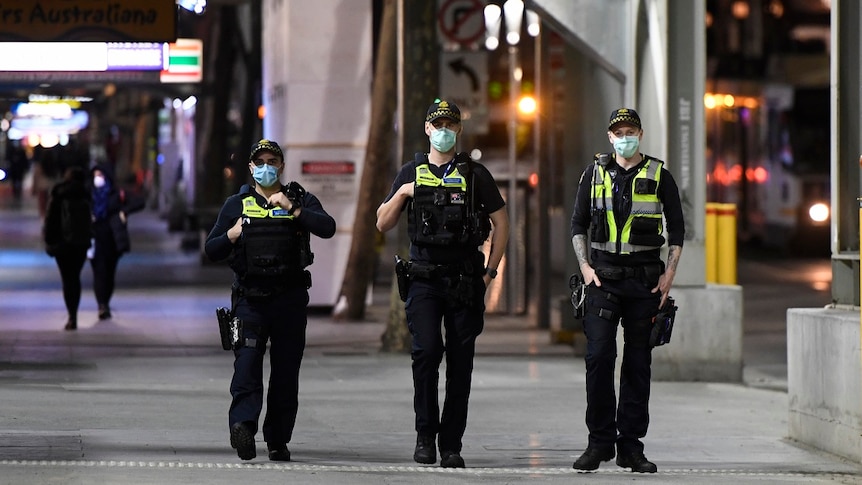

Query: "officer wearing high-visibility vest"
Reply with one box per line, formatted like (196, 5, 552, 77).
(376, 100, 509, 468)
(205, 139, 335, 462)
(570, 109, 685, 473)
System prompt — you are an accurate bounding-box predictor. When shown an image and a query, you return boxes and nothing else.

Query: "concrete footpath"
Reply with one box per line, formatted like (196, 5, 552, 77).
(1, 204, 861, 484)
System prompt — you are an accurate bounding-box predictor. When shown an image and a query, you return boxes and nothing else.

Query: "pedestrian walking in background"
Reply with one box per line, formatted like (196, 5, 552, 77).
(89, 164, 144, 320)
(375, 100, 509, 468)
(31, 147, 62, 219)
(5, 139, 29, 205)
(43, 165, 92, 330)
(205, 139, 336, 462)
(569, 108, 685, 473)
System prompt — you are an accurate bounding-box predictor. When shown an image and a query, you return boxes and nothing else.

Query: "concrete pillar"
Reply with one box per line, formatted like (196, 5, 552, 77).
(261, 0, 372, 306)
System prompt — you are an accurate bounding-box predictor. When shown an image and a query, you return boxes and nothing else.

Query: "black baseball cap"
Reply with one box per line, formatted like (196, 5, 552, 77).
(426, 100, 461, 123)
(249, 139, 284, 161)
(608, 108, 641, 130)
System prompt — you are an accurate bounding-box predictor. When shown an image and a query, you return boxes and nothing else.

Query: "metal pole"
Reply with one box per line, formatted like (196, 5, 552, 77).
(534, 28, 548, 328)
(507, 44, 519, 314)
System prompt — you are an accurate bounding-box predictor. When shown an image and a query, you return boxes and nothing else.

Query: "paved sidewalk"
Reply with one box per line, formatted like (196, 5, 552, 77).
(1, 203, 860, 484)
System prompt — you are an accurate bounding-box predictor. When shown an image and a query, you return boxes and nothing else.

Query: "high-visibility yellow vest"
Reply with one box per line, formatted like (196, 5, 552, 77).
(590, 157, 666, 254)
(233, 195, 312, 278)
(408, 161, 473, 246)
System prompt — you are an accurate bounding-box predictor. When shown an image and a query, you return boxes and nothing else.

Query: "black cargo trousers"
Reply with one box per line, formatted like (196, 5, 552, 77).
(581, 267, 661, 456)
(404, 266, 486, 455)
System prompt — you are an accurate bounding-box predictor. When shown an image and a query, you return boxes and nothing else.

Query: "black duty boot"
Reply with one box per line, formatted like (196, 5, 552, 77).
(413, 434, 436, 464)
(616, 452, 657, 473)
(572, 446, 615, 471)
(440, 450, 465, 468)
(267, 444, 291, 462)
(230, 422, 256, 460)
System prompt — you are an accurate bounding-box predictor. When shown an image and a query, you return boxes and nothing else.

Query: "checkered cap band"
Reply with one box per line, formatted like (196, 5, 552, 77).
(249, 139, 283, 161)
(608, 108, 641, 130)
(426, 100, 461, 123)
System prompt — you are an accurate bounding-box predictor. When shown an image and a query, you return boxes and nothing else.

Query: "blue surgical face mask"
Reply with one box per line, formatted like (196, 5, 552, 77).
(252, 164, 280, 187)
(612, 135, 640, 158)
(430, 127, 457, 153)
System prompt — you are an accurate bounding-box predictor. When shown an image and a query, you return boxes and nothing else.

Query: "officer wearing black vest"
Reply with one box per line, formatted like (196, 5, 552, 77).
(570, 109, 685, 473)
(205, 139, 336, 462)
(376, 100, 509, 468)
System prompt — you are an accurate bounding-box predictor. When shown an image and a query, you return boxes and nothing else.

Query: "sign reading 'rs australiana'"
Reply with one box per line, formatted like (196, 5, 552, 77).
(0, 0, 178, 42)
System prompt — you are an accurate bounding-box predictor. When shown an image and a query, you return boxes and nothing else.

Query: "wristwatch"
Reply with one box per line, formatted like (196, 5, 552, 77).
(484, 267, 498, 279)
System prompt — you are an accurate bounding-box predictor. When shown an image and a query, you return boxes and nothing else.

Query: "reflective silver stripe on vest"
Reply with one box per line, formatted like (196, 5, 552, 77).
(592, 241, 660, 252)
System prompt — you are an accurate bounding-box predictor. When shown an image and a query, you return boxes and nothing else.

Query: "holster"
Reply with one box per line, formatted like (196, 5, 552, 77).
(649, 296, 678, 347)
(216, 306, 243, 351)
(394, 255, 411, 302)
(569, 273, 586, 319)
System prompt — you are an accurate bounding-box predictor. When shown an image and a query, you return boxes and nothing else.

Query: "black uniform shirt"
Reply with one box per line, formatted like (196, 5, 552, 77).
(570, 155, 685, 268)
(383, 155, 505, 265)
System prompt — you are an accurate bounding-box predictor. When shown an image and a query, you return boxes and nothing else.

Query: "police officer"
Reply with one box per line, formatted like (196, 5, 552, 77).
(376, 100, 509, 468)
(569, 109, 685, 473)
(205, 139, 336, 462)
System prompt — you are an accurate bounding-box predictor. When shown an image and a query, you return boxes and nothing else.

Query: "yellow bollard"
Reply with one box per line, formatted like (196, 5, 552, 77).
(705, 203, 718, 283)
(716, 203, 737, 285)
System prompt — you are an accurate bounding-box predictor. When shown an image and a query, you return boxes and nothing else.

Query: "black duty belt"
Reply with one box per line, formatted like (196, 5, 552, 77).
(594, 266, 642, 280)
(407, 260, 474, 280)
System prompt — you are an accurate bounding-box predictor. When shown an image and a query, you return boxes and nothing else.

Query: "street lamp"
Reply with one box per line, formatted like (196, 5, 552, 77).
(485, 0, 538, 314)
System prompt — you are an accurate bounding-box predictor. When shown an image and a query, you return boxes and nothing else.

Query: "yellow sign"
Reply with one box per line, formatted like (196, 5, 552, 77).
(0, 0, 177, 42)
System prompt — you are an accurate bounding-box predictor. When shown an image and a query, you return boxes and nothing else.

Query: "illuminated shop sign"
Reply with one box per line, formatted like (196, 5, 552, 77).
(0, 39, 202, 83)
(0, 0, 177, 43)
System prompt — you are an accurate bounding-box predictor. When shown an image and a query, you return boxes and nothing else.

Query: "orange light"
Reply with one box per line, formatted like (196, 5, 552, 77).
(518, 95, 537, 116)
(768, 0, 784, 18)
(753, 166, 768, 183)
(258, 105, 266, 120)
(704, 93, 717, 110)
(732, 0, 750, 19)
(528, 172, 538, 187)
(723, 94, 735, 107)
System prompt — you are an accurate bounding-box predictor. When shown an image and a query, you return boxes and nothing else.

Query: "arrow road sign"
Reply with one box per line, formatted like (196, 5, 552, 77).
(449, 57, 479, 92)
(440, 51, 488, 134)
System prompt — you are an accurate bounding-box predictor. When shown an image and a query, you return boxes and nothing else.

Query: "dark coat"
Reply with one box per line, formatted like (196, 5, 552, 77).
(43, 169, 92, 257)
(90, 164, 145, 255)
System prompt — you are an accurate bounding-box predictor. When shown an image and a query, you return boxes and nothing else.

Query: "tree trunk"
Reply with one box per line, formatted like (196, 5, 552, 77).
(334, 0, 397, 321)
(236, 0, 263, 195)
(379, 0, 439, 353)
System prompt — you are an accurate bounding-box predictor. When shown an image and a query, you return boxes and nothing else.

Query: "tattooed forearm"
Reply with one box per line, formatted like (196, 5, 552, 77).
(666, 245, 682, 273)
(572, 235, 590, 268)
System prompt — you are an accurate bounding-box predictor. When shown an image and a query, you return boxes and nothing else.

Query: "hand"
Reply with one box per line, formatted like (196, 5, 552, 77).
(227, 218, 244, 243)
(581, 264, 601, 287)
(398, 182, 414, 199)
(652, 269, 676, 308)
(266, 192, 291, 210)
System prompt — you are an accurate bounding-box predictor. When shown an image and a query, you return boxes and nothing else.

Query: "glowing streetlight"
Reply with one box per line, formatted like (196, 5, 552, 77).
(484, 5, 502, 51)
